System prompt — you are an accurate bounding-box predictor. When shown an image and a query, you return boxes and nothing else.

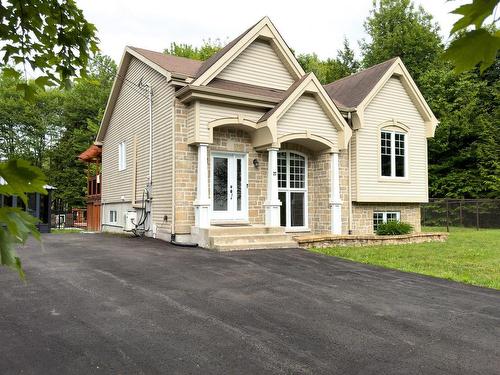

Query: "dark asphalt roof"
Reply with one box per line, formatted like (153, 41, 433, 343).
(324, 57, 398, 108)
(129, 46, 203, 77)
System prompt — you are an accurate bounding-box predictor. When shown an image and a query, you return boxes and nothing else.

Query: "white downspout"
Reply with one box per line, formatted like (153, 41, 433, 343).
(347, 112, 353, 235)
(147, 85, 153, 185)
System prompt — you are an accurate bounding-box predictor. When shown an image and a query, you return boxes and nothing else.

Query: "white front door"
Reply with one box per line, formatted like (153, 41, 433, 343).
(278, 151, 308, 230)
(211, 153, 248, 222)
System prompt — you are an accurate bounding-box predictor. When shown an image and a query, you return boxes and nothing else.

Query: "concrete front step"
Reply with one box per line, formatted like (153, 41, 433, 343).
(211, 240, 298, 251)
(208, 225, 285, 236)
(209, 233, 293, 247)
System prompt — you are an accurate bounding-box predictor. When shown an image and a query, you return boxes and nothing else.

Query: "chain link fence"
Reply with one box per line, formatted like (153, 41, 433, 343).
(421, 198, 500, 231)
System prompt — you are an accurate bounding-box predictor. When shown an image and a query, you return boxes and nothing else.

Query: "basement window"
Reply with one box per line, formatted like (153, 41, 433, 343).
(373, 211, 400, 232)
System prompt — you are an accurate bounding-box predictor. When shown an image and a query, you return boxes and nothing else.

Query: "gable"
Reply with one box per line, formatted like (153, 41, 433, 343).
(277, 94, 338, 145)
(216, 39, 295, 90)
(365, 76, 425, 128)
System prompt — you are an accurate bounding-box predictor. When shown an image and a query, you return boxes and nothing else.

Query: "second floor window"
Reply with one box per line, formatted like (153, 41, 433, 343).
(381, 130, 406, 177)
(118, 142, 126, 171)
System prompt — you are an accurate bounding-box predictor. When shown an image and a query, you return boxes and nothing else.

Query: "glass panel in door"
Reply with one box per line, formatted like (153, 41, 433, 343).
(213, 157, 228, 211)
(290, 192, 305, 227)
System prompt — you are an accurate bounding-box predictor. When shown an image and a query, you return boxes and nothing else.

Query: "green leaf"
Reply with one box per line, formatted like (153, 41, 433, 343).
(450, 0, 499, 35)
(16, 82, 38, 101)
(34, 75, 55, 88)
(2, 67, 21, 80)
(443, 29, 500, 73)
(0, 160, 47, 205)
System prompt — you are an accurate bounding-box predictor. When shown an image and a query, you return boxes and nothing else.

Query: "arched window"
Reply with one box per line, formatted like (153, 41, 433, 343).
(380, 125, 407, 178)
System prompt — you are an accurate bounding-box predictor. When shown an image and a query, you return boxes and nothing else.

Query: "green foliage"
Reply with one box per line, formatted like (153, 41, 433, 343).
(296, 38, 360, 84)
(48, 55, 117, 208)
(376, 221, 413, 235)
(164, 39, 223, 61)
(360, 0, 443, 81)
(0, 0, 99, 97)
(0, 55, 116, 209)
(0, 160, 47, 279)
(444, 0, 499, 73)
(420, 59, 500, 198)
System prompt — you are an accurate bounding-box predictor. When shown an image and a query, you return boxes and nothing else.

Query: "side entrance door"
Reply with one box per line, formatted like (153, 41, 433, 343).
(211, 152, 248, 222)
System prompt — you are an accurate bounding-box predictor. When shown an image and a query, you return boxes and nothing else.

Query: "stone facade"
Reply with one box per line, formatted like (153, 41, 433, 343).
(174, 99, 197, 234)
(351, 202, 421, 234)
(173, 97, 421, 238)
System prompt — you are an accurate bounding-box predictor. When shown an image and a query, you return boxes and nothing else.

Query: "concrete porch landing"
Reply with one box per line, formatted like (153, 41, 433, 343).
(195, 225, 298, 251)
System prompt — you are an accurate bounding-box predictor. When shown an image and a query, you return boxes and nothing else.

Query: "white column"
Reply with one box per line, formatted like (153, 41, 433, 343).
(330, 152, 342, 234)
(264, 147, 281, 227)
(194, 143, 210, 228)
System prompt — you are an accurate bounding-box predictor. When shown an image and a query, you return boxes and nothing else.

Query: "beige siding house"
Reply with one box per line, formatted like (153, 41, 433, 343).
(95, 17, 438, 249)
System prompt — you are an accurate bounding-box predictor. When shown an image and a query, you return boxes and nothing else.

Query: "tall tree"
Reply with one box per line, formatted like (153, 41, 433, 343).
(360, 0, 443, 82)
(0, 0, 99, 278)
(164, 39, 223, 61)
(297, 38, 360, 84)
(49, 55, 117, 208)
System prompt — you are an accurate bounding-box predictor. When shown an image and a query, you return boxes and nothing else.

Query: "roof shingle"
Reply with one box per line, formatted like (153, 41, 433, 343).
(324, 57, 398, 109)
(129, 46, 203, 77)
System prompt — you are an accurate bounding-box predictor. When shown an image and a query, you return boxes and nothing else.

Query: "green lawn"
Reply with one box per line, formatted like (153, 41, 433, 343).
(310, 227, 500, 290)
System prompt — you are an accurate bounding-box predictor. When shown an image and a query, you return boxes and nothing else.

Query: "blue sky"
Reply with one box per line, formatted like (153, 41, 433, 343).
(77, 0, 464, 63)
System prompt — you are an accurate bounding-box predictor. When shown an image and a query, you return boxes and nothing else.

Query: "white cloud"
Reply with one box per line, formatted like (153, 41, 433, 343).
(77, 0, 461, 64)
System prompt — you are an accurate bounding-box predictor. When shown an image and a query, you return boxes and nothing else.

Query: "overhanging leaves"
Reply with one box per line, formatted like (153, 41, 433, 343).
(450, 0, 498, 34)
(0, 159, 47, 205)
(443, 29, 500, 73)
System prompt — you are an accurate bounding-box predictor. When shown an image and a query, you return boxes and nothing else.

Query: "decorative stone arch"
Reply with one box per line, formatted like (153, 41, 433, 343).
(277, 132, 337, 153)
(208, 116, 274, 147)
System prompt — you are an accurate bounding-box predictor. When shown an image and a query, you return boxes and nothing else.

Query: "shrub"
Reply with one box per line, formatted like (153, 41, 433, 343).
(376, 221, 413, 235)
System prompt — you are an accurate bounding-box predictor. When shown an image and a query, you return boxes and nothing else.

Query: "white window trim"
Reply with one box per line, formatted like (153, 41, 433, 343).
(118, 142, 127, 171)
(278, 150, 309, 231)
(109, 210, 118, 224)
(373, 211, 401, 231)
(379, 128, 409, 181)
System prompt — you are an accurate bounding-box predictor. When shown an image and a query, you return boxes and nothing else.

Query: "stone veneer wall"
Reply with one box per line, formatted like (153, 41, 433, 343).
(351, 202, 421, 234)
(174, 99, 197, 234)
(173, 98, 349, 235)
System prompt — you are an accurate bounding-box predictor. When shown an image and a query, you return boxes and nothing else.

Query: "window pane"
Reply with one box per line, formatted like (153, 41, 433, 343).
(213, 157, 228, 211)
(290, 192, 305, 227)
(279, 191, 287, 227)
(395, 133, 405, 177)
(289, 153, 305, 189)
(373, 212, 384, 231)
(278, 152, 287, 188)
(386, 212, 399, 222)
(381, 155, 391, 176)
(396, 156, 405, 177)
(381, 132, 392, 176)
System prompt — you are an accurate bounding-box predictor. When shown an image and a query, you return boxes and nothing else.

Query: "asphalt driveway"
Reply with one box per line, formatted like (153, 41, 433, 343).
(1, 233, 499, 375)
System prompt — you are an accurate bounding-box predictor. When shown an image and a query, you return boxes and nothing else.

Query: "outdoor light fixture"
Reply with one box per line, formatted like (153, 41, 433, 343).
(253, 158, 259, 168)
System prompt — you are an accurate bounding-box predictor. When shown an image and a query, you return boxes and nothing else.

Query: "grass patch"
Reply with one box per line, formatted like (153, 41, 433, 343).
(310, 227, 500, 289)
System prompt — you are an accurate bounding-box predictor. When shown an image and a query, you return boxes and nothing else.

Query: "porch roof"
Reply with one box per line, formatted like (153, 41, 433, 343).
(78, 144, 102, 162)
